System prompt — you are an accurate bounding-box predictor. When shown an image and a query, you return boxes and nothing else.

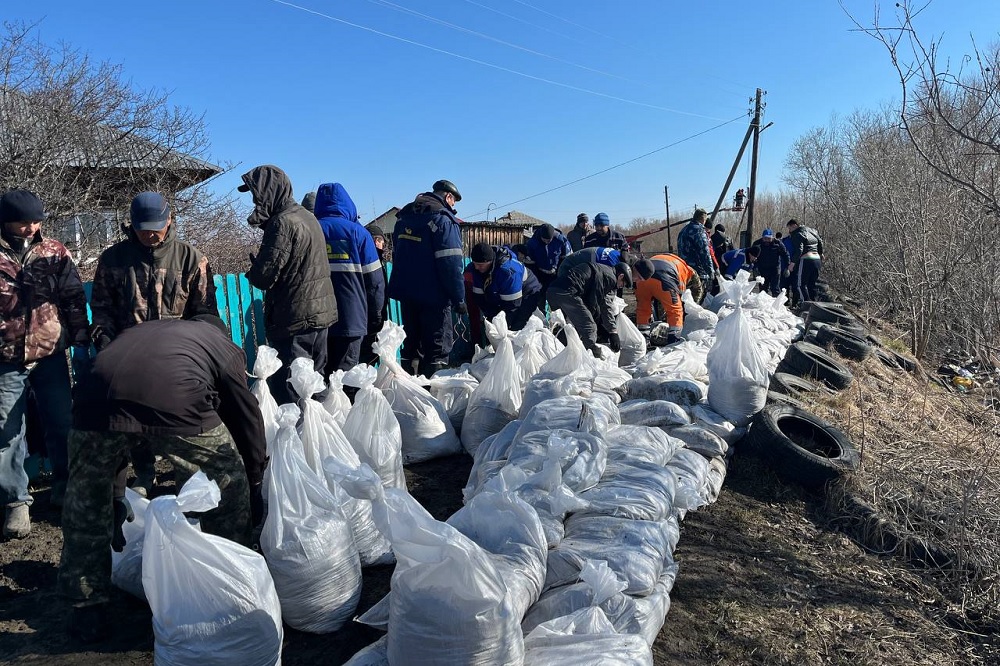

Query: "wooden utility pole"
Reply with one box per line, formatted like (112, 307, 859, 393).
(664, 185, 672, 252)
(746, 88, 764, 245)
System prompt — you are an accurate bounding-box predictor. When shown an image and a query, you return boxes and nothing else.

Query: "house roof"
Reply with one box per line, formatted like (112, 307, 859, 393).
(0, 88, 221, 191)
(371, 207, 400, 229)
(463, 210, 547, 228)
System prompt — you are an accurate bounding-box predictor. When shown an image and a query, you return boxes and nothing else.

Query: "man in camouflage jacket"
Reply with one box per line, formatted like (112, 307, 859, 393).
(88, 192, 218, 497)
(0, 190, 89, 540)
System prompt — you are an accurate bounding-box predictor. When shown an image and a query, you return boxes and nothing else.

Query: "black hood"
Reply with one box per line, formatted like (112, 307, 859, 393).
(240, 165, 296, 227)
(399, 192, 454, 217)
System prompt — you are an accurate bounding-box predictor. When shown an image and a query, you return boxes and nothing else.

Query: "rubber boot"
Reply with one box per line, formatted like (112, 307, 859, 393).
(3, 502, 30, 539)
(68, 602, 112, 644)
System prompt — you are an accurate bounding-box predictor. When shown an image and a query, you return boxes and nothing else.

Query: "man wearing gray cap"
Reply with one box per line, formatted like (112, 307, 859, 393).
(89, 191, 218, 497)
(0, 189, 89, 538)
(567, 213, 590, 252)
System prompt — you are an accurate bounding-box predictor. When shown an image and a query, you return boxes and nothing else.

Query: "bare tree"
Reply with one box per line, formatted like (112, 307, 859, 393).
(847, 0, 1000, 215)
(0, 21, 254, 278)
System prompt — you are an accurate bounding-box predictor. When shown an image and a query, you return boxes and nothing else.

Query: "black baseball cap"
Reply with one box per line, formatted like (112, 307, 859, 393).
(0, 189, 46, 224)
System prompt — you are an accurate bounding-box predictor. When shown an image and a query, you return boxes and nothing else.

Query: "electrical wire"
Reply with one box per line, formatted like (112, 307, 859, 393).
(269, 0, 733, 119)
(510, 0, 630, 48)
(464, 113, 748, 218)
(457, 0, 589, 46)
(363, 0, 648, 87)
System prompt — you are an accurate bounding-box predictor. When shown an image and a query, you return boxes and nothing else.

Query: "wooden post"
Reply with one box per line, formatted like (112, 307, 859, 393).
(664, 185, 672, 253)
(746, 88, 764, 246)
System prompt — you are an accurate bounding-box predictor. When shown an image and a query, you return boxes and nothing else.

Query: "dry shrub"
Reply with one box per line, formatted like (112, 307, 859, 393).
(810, 354, 1000, 636)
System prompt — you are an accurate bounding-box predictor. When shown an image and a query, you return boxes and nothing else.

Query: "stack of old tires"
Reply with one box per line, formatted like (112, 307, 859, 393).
(747, 301, 869, 489)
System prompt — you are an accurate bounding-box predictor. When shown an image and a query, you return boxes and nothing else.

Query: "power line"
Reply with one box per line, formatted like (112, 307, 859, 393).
(364, 0, 647, 87)
(464, 113, 748, 217)
(510, 0, 630, 48)
(269, 0, 733, 120)
(458, 0, 590, 47)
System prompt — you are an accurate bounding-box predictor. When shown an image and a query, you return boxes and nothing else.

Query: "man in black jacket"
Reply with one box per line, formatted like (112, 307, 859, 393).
(750, 229, 790, 296)
(785, 218, 825, 303)
(546, 260, 633, 357)
(59, 316, 267, 642)
(240, 165, 337, 403)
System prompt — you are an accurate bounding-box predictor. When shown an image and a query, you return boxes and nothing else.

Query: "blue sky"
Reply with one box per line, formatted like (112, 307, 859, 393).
(7, 1, 1000, 227)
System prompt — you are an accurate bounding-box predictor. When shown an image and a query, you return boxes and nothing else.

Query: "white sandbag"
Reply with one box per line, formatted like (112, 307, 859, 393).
(463, 420, 521, 502)
(290, 359, 393, 566)
(462, 314, 522, 456)
(373, 321, 461, 463)
(512, 317, 562, 384)
(706, 456, 728, 504)
(577, 459, 678, 521)
(342, 364, 406, 491)
(505, 429, 608, 494)
(428, 367, 479, 432)
(482, 451, 589, 548)
(261, 405, 361, 633)
(469, 345, 495, 382)
(143, 472, 283, 666)
(667, 448, 713, 517)
(665, 424, 729, 459)
(111, 488, 148, 601)
(615, 306, 647, 367)
(631, 340, 712, 381)
(520, 375, 592, 418)
(632, 563, 680, 646)
(447, 485, 548, 619)
(681, 289, 719, 335)
(603, 425, 683, 466)
(707, 300, 770, 427)
(250, 345, 282, 450)
(322, 369, 352, 427)
(522, 560, 642, 637)
(516, 394, 620, 440)
(545, 514, 680, 596)
(332, 462, 524, 666)
(618, 400, 691, 427)
(690, 403, 746, 445)
(522, 607, 653, 666)
(617, 375, 706, 407)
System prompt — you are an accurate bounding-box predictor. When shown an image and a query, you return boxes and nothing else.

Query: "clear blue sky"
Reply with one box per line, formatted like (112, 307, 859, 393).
(7, 1, 1000, 226)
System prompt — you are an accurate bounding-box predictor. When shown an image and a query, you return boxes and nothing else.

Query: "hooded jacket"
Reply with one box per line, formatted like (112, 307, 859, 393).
(387, 192, 465, 309)
(315, 183, 385, 338)
(90, 223, 216, 343)
(242, 165, 337, 338)
(0, 230, 89, 363)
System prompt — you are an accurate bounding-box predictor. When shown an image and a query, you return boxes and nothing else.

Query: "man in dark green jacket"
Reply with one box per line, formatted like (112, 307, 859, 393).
(239, 165, 337, 404)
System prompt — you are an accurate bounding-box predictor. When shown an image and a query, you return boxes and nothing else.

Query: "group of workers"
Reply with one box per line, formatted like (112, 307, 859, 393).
(0, 172, 825, 643)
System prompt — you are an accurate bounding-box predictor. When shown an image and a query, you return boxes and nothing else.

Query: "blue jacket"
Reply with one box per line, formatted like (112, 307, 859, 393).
(387, 192, 465, 309)
(781, 237, 794, 271)
(524, 228, 572, 276)
(465, 246, 541, 318)
(555, 246, 622, 278)
(722, 249, 753, 277)
(315, 183, 385, 337)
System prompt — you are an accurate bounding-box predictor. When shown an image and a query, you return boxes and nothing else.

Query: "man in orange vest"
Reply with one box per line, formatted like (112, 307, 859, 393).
(633, 254, 704, 344)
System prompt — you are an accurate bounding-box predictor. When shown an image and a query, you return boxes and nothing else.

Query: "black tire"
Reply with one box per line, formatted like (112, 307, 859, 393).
(889, 350, 918, 373)
(766, 390, 809, 410)
(769, 372, 822, 396)
(874, 348, 901, 369)
(807, 302, 857, 327)
(815, 325, 873, 361)
(745, 404, 860, 487)
(779, 342, 854, 390)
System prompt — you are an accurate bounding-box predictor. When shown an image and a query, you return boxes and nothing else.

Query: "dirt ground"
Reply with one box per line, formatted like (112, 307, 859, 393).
(2, 430, 997, 665)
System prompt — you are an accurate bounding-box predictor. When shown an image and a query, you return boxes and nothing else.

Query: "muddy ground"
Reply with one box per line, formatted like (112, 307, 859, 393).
(2, 445, 995, 665)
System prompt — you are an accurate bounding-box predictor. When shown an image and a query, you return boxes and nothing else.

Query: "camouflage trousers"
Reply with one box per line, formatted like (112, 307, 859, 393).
(58, 423, 251, 603)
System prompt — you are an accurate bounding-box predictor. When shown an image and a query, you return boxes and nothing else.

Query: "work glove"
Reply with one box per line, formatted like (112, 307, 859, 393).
(585, 341, 603, 359)
(90, 325, 112, 353)
(665, 332, 682, 346)
(608, 332, 622, 353)
(250, 481, 265, 529)
(783, 268, 791, 278)
(111, 496, 135, 553)
(454, 302, 469, 316)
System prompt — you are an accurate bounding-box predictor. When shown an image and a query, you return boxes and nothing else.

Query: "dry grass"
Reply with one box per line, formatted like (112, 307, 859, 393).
(806, 353, 1000, 645)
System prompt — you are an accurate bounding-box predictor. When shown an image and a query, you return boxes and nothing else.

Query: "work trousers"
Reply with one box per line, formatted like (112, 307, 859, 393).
(795, 258, 822, 304)
(268, 328, 329, 405)
(0, 353, 72, 507)
(326, 336, 362, 376)
(399, 301, 454, 370)
(58, 424, 250, 603)
(547, 288, 599, 350)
